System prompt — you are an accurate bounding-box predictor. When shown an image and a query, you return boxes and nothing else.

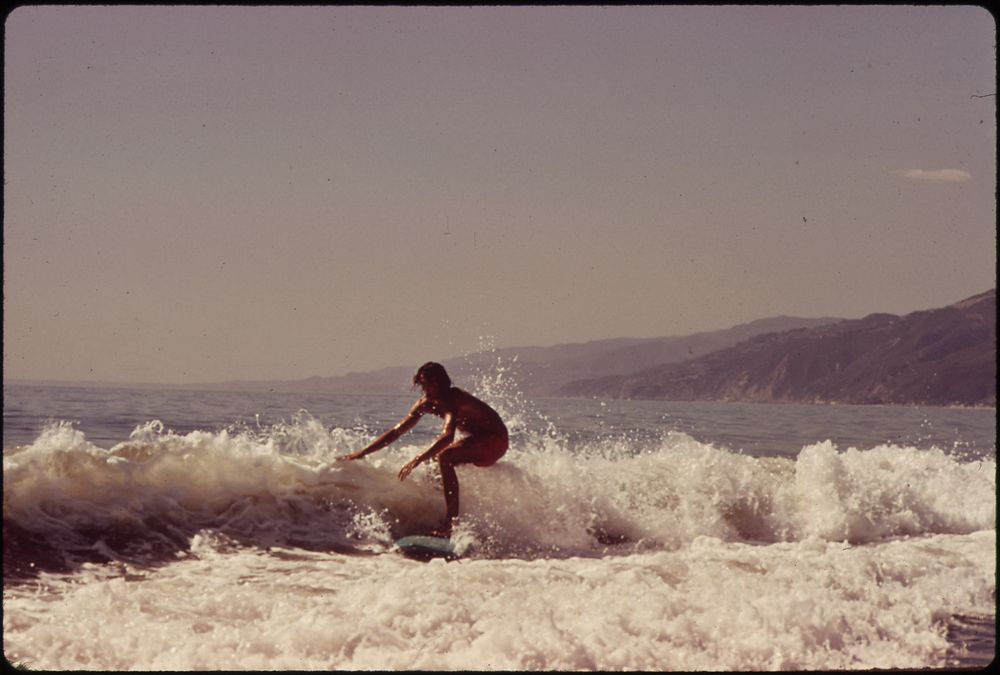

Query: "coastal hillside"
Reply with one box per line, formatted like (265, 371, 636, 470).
(210, 316, 841, 395)
(441, 315, 842, 396)
(560, 290, 996, 407)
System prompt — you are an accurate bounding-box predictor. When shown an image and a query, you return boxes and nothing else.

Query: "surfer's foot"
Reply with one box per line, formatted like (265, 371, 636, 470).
(430, 520, 455, 539)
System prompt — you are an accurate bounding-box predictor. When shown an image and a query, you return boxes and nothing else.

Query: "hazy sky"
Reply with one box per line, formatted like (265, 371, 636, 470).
(3, 5, 996, 384)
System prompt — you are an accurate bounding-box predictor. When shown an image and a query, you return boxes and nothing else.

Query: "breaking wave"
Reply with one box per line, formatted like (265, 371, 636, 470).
(4, 413, 994, 579)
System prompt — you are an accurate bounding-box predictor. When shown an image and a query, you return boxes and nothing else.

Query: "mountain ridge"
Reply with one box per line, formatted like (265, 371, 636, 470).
(15, 292, 991, 408)
(560, 289, 996, 407)
(186, 315, 843, 396)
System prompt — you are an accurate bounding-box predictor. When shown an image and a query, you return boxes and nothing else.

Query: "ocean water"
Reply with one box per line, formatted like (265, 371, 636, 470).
(2, 371, 996, 670)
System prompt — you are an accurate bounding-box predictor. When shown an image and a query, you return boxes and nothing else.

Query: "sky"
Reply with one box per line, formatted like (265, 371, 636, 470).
(3, 5, 996, 384)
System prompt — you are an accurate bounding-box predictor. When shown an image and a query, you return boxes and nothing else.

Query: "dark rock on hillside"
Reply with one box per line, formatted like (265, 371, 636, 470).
(561, 290, 996, 407)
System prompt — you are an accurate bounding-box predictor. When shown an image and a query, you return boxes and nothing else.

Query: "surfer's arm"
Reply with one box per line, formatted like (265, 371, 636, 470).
(338, 403, 424, 461)
(398, 415, 457, 481)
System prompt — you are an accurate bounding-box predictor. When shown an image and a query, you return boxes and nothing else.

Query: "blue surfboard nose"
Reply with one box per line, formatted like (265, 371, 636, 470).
(394, 535, 459, 561)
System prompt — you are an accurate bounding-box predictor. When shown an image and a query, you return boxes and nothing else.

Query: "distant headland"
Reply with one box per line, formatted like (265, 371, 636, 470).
(9, 290, 994, 408)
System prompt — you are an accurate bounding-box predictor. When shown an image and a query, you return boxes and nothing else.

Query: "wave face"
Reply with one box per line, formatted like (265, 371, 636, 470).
(4, 413, 994, 579)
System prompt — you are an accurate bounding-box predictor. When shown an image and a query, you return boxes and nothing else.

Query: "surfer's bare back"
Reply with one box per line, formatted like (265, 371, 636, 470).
(338, 362, 508, 537)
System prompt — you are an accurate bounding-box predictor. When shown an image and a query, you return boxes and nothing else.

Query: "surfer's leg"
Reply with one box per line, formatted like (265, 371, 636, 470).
(434, 434, 507, 535)
(438, 458, 460, 534)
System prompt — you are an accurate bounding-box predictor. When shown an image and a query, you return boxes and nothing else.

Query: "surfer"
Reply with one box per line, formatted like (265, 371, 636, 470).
(338, 362, 508, 537)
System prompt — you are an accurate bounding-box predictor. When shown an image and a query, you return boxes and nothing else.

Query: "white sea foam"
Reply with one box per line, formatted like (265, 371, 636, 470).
(3, 412, 995, 670)
(3, 530, 993, 670)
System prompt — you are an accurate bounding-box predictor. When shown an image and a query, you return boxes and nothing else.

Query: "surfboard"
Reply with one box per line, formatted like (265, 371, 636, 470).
(394, 535, 459, 561)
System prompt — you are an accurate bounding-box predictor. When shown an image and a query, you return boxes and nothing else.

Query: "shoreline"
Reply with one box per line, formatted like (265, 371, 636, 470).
(4, 379, 996, 411)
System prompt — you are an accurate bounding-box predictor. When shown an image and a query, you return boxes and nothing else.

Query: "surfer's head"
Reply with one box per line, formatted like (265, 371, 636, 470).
(413, 361, 451, 395)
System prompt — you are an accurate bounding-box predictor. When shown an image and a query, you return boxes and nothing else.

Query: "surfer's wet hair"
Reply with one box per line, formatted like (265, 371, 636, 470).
(413, 362, 451, 390)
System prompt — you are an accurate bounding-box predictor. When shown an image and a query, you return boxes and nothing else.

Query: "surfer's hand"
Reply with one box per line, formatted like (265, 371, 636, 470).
(398, 459, 419, 481)
(338, 451, 363, 462)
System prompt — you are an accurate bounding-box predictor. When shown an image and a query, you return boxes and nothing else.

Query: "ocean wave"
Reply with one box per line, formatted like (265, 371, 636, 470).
(3, 417, 994, 579)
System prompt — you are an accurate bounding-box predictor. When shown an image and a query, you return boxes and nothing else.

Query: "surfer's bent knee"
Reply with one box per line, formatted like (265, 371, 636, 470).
(439, 430, 508, 468)
(473, 428, 508, 467)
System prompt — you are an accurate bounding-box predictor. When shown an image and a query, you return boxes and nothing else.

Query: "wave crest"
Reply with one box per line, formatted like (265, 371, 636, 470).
(3, 417, 994, 579)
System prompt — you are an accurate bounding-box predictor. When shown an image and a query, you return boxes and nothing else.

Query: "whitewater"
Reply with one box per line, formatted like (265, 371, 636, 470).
(2, 371, 995, 670)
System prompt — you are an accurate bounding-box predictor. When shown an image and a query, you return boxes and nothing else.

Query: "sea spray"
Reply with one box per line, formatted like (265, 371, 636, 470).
(463, 337, 564, 451)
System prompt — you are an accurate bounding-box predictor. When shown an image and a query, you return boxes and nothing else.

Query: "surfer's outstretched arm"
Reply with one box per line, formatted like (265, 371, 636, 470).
(398, 416, 457, 481)
(338, 402, 423, 461)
